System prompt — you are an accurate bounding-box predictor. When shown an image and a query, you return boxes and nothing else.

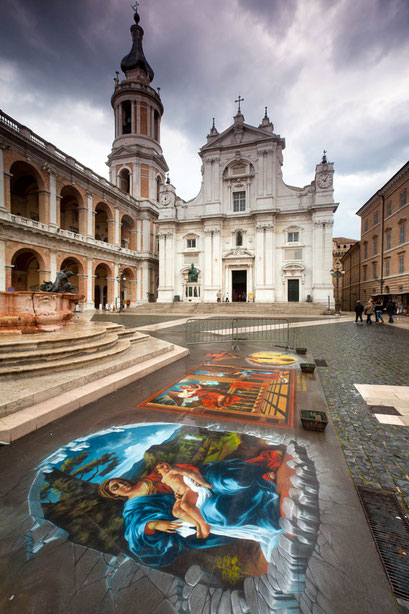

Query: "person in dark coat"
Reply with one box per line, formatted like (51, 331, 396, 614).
(386, 298, 396, 323)
(354, 300, 364, 323)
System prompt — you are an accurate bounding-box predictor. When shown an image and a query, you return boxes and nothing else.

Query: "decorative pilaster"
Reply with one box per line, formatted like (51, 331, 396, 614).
(0, 144, 6, 211)
(48, 170, 57, 227)
(0, 240, 5, 290)
(87, 193, 93, 237)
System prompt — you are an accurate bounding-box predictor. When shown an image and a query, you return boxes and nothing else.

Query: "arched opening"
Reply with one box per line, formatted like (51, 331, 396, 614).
(60, 257, 83, 294)
(156, 176, 162, 201)
(94, 263, 110, 309)
(10, 161, 41, 221)
(119, 267, 137, 305)
(154, 110, 160, 141)
(11, 249, 42, 291)
(236, 231, 243, 247)
(121, 214, 135, 249)
(60, 186, 82, 232)
(95, 203, 111, 243)
(121, 100, 132, 134)
(119, 168, 130, 194)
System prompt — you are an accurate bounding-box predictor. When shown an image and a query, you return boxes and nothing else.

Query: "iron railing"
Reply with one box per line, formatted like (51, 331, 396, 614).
(186, 317, 290, 350)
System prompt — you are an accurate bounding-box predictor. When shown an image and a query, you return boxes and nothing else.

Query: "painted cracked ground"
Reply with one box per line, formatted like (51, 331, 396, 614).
(29, 423, 318, 613)
(25, 352, 319, 613)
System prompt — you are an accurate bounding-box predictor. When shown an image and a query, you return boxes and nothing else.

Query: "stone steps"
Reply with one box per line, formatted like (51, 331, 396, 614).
(0, 325, 109, 352)
(0, 339, 189, 443)
(0, 332, 121, 366)
(129, 301, 327, 316)
(0, 338, 132, 378)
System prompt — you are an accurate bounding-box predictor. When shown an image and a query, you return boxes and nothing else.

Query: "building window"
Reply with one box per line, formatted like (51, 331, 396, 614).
(399, 255, 404, 274)
(374, 211, 378, 225)
(385, 261, 390, 277)
(363, 266, 367, 281)
(372, 262, 377, 278)
(187, 238, 196, 249)
(386, 233, 391, 250)
(373, 237, 378, 255)
(364, 219, 368, 233)
(236, 231, 243, 247)
(400, 225, 406, 244)
(233, 191, 246, 212)
(121, 100, 132, 134)
(386, 201, 392, 217)
(363, 242, 368, 259)
(288, 232, 299, 243)
(400, 189, 407, 208)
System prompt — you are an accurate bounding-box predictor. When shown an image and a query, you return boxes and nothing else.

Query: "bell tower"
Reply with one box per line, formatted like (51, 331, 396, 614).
(107, 3, 168, 201)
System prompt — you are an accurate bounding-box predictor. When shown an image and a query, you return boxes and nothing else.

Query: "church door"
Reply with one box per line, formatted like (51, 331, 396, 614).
(232, 270, 247, 302)
(288, 279, 299, 302)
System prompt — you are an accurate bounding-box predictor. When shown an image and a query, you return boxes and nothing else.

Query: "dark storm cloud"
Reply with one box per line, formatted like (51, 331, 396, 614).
(237, 0, 298, 31)
(332, 0, 409, 67)
(0, 0, 128, 103)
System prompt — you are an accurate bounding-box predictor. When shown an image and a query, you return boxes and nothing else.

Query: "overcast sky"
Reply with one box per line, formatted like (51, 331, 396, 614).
(1, 0, 408, 238)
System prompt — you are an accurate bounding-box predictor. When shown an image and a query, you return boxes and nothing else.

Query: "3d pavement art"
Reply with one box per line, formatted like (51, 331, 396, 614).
(137, 352, 296, 426)
(28, 421, 321, 613)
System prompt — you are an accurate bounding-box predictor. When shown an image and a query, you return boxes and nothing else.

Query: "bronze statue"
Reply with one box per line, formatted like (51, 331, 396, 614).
(187, 263, 199, 283)
(40, 269, 76, 293)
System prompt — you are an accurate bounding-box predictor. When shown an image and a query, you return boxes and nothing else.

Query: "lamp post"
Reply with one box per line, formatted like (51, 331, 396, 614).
(330, 265, 345, 314)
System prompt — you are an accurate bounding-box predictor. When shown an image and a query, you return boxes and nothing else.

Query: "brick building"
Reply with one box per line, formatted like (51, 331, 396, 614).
(340, 241, 361, 311)
(356, 161, 409, 313)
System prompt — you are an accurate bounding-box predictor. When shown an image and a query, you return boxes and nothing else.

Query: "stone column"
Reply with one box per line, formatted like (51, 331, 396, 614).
(0, 240, 6, 290)
(0, 145, 6, 211)
(142, 218, 150, 253)
(3, 172, 11, 212)
(87, 193, 93, 237)
(132, 163, 138, 197)
(115, 207, 120, 246)
(107, 219, 116, 245)
(38, 190, 50, 224)
(56, 195, 62, 227)
(204, 229, 213, 290)
(114, 263, 119, 304)
(255, 224, 265, 290)
(78, 206, 88, 236)
(50, 251, 57, 281)
(86, 259, 95, 310)
(49, 171, 57, 227)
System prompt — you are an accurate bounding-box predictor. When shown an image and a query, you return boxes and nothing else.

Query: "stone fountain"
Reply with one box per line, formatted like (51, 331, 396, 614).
(0, 269, 80, 334)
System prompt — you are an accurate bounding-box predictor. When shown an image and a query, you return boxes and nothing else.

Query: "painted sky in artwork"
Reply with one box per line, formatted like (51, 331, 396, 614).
(1, 0, 409, 237)
(39, 423, 182, 483)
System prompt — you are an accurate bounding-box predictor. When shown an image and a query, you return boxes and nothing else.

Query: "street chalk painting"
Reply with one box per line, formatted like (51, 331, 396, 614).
(138, 364, 295, 426)
(29, 424, 320, 610)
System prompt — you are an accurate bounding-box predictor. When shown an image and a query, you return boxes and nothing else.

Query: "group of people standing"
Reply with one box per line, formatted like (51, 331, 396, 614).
(354, 298, 396, 325)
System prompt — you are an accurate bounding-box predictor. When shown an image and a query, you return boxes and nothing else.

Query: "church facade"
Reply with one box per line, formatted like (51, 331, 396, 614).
(157, 109, 338, 304)
(1, 5, 338, 307)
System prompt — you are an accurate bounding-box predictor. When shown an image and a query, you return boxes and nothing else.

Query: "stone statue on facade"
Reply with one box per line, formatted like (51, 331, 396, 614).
(187, 263, 199, 283)
(40, 269, 76, 294)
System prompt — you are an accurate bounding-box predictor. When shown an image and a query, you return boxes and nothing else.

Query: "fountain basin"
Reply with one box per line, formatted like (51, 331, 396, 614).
(0, 291, 82, 334)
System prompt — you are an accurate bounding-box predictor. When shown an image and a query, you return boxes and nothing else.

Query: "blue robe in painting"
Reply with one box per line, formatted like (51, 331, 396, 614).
(123, 458, 282, 567)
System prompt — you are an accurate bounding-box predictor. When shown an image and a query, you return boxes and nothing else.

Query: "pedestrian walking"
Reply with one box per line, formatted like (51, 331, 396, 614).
(363, 300, 374, 325)
(354, 300, 364, 323)
(225, 292, 229, 303)
(374, 299, 384, 324)
(216, 290, 221, 303)
(386, 298, 396, 323)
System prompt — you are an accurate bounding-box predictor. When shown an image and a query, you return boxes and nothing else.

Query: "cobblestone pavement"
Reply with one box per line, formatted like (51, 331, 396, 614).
(292, 321, 409, 510)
